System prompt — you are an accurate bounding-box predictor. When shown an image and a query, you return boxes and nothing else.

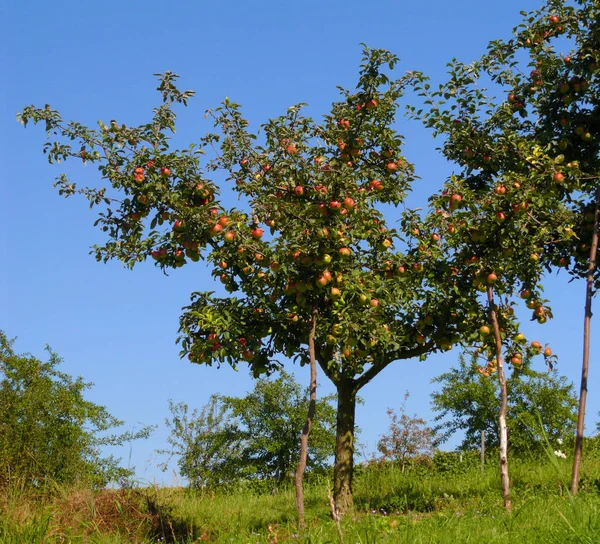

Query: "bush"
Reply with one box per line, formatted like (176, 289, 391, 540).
(0, 331, 152, 491)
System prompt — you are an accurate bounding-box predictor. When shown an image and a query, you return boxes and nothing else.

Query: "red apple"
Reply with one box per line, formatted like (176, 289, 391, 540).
(251, 227, 264, 239)
(209, 223, 223, 236)
(449, 194, 463, 210)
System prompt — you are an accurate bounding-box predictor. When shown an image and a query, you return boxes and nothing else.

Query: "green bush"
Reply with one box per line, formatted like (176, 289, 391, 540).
(0, 331, 152, 491)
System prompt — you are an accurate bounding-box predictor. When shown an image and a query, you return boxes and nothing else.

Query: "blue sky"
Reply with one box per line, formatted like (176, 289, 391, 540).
(2, 0, 597, 484)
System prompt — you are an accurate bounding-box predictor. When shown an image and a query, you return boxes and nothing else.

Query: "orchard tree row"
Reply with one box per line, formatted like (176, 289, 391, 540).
(18, 0, 599, 520)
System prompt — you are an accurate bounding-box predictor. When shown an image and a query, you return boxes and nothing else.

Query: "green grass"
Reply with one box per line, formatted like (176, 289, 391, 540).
(2, 458, 600, 543)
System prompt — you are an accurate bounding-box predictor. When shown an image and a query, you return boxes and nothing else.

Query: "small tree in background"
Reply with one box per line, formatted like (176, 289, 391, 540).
(158, 396, 239, 488)
(221, 371, 338, 484)
(432, 353, 577, 456)
(377, 392, 436, 472)
(0, 331, 152, 491)
(159, 371, 337, 488)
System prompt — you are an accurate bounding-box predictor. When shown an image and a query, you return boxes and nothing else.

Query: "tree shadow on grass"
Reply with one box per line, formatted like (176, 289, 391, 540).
(145, 492, 211, 543)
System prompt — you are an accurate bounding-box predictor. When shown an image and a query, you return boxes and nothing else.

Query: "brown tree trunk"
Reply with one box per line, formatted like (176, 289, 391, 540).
(295, 310, 318, 530)
(333, 378, 357, 516)
(487, 287, 512, 511)
(571, 186, 600, 495)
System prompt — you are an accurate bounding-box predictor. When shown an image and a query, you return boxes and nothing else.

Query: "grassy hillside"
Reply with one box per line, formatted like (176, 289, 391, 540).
(2, 456, 600, 543)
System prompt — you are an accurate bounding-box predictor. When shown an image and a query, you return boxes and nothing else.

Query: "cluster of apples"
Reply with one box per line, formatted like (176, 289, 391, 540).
(521, 14, 564, 49)
(477, 337, 553, 377)
(325, 320, 390, 361)
(519, 289, 550, 324)
(188, 331, 259, 365)
(131, 160, 171, 184)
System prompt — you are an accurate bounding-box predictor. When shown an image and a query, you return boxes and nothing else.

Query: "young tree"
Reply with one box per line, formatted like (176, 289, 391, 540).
(377, 392, 436, 472)
(19, 48, 471, 513)
(221, 371, 337, 483)
(158, 396, 239, 488)
(432, 353, 577, 455)
(410, 119, 569, 508)
(414, 0, 600, 497)
(0, 331, 152, 491)
(409, 0, 589, 505)
(296, 312, 317, 528)
(159, 372, 337, 488)
(474, 0, 600, 496)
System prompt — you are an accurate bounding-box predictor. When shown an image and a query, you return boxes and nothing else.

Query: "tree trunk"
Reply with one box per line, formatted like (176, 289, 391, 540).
(333, 378, 357, 516)
(481, 431, 485, 474)
(571, 186, 600, 495)
(487, 287, 512, 512)
(295, 310, 318, 530)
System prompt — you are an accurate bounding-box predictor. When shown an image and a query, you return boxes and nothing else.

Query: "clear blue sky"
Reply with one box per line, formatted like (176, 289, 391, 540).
(2, 0, 597, 484)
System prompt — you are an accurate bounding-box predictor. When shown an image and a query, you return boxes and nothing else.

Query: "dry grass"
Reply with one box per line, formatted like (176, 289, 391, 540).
(50, 488, 156, 540)
(0, 486, 160, 543)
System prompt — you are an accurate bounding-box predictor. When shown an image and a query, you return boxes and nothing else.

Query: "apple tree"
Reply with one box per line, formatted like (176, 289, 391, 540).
(19, 48, 472, 514)
(414, 0, 600, 496)
(460, 0, 600, 496)
(408, 23, 578, 506)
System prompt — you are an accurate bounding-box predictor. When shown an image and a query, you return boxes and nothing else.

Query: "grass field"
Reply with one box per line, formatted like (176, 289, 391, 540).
(2, 457, 600, 543)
